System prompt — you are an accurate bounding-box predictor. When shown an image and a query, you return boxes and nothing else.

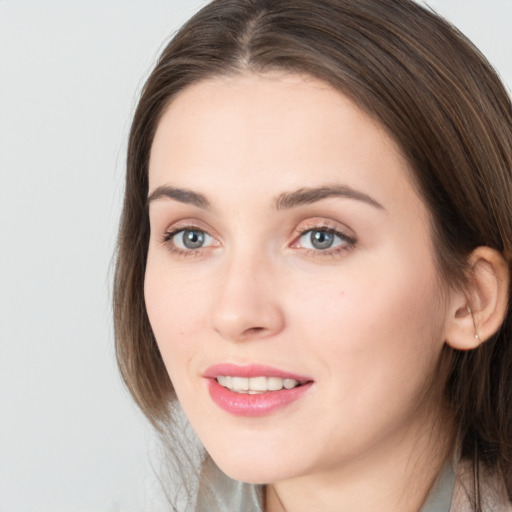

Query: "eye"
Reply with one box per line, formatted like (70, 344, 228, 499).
(165, 228, 215, 251)
(293, 226, 356, 254)
(301, 230, 339, 250)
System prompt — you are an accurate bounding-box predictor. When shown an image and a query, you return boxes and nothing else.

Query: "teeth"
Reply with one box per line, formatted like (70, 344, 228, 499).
(249, 376, 267, 391)
(283, 378, 297, 389)
(232, 377, 249, 390)
(217, 375, 231, 388)
(267, 377, 283, 391)
(216, 376, 301, 393)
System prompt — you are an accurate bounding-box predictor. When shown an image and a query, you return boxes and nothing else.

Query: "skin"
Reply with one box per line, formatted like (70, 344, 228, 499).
(145, 72, 458, 512)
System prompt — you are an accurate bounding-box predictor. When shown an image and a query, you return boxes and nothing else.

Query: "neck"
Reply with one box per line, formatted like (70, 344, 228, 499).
(265, 402, 456, 512)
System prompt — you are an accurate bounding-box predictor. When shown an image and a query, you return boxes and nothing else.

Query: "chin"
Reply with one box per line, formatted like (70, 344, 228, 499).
(205, 443, 302, 485)
(214, 461, 285, 485)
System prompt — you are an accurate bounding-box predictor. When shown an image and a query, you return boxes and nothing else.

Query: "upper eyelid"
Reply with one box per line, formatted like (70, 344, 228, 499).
(166, 222, 207, 234)
(293, 218, 355, 237)
(297, 222, 342, 233)
(162, 218, 215, 235)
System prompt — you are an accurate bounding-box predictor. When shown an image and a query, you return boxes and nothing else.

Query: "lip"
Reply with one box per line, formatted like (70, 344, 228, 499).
(203, 363, 311, 381)
(203, 364, 314, 417)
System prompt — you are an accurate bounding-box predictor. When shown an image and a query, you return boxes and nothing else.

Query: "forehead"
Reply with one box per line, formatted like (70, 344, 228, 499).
(148, 71, 422, 214)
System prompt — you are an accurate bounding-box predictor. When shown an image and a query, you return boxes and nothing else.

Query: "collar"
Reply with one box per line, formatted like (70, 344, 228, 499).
(420, 462, 455, 512)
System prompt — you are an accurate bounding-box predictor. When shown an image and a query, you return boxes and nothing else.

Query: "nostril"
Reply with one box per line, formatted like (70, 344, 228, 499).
(245, 326, 265, 335)
(238, 326, 269, 339)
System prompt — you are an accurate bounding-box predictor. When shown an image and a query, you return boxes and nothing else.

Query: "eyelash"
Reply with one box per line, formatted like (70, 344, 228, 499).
(160, 222, 213, 258)
(160, 221, 357, 258)
(292, 223, 357, 257)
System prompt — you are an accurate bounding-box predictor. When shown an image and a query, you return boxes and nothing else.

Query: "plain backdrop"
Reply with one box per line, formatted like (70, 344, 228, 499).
(0, 1, 510, 511)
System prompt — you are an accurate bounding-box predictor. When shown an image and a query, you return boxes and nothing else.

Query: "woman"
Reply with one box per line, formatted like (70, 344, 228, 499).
(114, 0, 512, 510)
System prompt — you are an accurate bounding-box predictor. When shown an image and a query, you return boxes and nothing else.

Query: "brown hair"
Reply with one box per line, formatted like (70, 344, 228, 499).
(114, 0, 512, 504)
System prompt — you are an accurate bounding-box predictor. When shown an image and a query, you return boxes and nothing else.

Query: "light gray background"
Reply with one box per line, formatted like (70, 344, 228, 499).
(1, 1, 510, 511)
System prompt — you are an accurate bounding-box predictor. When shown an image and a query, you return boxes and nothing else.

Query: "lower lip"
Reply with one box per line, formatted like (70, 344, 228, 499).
(207, 379, 313, 417)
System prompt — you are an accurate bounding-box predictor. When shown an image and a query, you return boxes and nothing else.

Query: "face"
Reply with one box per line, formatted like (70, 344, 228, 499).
(145, 72, 451, 485)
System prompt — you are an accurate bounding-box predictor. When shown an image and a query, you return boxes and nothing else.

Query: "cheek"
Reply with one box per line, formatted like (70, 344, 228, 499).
(144, 256, 208, 376)
(290, 250, 446, 400)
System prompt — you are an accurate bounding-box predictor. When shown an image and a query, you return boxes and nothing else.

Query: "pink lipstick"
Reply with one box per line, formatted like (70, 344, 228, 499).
(204, 364, 313, 417)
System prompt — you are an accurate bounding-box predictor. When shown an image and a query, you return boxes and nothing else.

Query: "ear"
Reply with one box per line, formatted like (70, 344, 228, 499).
(445, 246, 510, 351)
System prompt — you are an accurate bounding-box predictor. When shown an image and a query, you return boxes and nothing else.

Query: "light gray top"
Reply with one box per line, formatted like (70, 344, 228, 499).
(421, 462, 456, 512)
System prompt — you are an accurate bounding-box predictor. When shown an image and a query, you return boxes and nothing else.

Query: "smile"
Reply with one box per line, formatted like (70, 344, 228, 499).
(204, 364, 313, 416)
(216, 376, 301, 394)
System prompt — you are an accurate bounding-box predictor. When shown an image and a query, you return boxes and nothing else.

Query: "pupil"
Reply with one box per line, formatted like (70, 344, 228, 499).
(311, 230, 333, 250)
(183, 230, 204, 249)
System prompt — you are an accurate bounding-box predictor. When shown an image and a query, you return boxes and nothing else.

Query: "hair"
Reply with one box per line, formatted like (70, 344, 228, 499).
(114, 0, 512, 507)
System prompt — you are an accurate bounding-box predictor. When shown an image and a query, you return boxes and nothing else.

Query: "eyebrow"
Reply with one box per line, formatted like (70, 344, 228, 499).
(275, 185, 384, 210)
(146, 184, 384, 211)
(146, 186, 210, 209)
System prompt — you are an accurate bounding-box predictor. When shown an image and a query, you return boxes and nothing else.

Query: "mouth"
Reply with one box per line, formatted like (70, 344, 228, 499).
(216, 375, 303, 394)
(204, 364, 314, 416)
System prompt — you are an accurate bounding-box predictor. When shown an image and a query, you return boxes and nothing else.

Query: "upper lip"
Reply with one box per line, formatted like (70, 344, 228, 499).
(203, 363, 312, 383)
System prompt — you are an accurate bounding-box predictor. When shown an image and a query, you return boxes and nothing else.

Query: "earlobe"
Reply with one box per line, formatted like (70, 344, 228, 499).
(445, 247, 510, 351)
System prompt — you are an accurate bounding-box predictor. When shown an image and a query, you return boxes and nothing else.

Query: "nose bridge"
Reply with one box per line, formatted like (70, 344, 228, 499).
(211, 243, 284, 342)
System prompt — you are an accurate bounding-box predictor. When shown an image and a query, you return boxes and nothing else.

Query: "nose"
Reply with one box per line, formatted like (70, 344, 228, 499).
(211, 252, 285, 342)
